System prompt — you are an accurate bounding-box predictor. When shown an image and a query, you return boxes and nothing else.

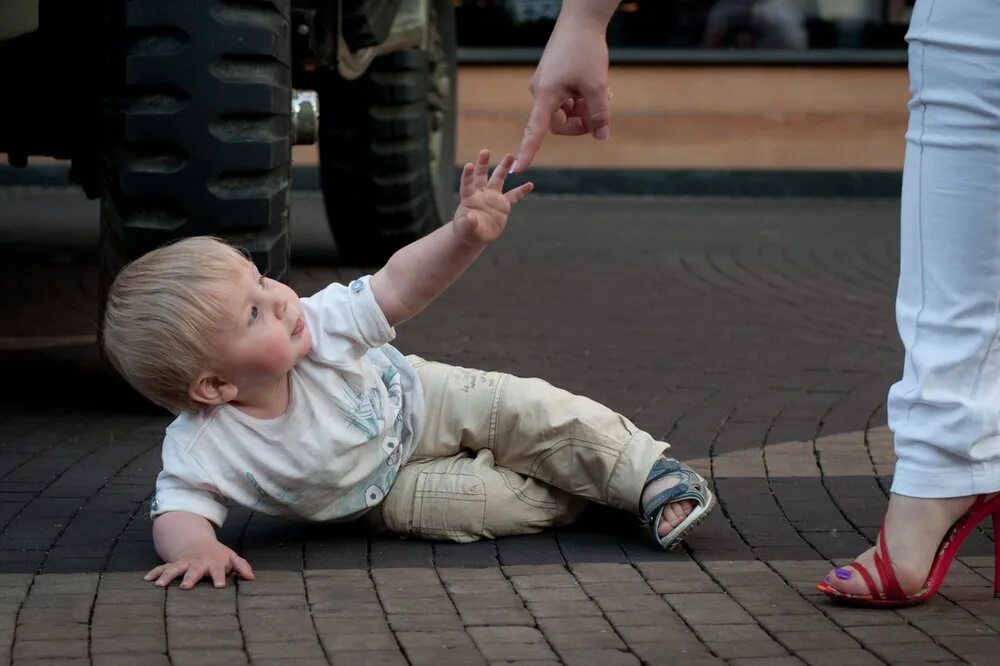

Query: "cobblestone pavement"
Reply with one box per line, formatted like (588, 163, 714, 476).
(0, 189, 997, 666)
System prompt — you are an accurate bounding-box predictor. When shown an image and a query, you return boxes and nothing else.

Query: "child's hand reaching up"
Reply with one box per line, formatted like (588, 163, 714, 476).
(453, 151, 534, 246)
(371, 149, 534, 327)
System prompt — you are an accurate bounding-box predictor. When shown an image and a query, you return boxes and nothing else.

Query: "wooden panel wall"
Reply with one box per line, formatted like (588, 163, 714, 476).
(11, 65, 909, 172)
(296, 64, 910, 171)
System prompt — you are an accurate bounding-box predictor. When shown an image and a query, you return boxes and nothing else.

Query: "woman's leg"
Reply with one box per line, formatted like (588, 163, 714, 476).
(825, 0, 1000, 595)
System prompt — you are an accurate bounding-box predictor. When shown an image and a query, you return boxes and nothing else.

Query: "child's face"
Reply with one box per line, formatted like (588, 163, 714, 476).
(208, 259, 312, 390)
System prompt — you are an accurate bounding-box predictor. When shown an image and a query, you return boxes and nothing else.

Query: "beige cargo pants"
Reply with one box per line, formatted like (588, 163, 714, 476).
(373, 357, 667, 542)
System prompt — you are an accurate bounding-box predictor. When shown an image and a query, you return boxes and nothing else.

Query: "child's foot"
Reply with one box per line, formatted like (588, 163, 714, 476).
(640, 456, 715, 550)
(642, 456, 695, 537)
(821, 492, 996, 597)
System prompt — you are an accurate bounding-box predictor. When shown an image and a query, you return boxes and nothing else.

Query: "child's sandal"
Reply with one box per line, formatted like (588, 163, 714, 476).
(641, 458, 716, 551)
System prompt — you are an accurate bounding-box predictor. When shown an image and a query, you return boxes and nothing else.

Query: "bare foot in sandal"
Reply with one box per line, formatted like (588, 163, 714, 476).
(641, 456, 716, 548)
(821, 492, 998, 600)
(642, 459, 693, 535)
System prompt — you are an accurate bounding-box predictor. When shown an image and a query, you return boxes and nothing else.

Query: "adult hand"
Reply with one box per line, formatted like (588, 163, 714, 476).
(514, 7, 614, 173)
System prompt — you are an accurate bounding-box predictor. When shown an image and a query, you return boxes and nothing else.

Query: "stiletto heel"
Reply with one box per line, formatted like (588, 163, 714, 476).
(818, 494, 1000, 607)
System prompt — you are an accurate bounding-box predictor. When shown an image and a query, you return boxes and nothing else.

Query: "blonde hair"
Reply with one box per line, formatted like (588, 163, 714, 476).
(101, 236, 249, 413)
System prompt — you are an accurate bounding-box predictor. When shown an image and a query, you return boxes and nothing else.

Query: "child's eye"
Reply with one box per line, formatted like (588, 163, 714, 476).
(248, 306, 260, 326)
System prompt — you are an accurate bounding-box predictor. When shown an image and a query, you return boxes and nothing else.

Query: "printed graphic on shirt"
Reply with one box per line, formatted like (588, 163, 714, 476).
(381, 365, 398, 390)
(382, 367, 403, 406)
(330, 385, 385, 439)
(246, 472, 302, 509)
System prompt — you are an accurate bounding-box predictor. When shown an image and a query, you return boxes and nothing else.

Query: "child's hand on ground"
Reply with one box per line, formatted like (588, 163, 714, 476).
(144, 541, 255, 590)
(453, 150, 533, 246)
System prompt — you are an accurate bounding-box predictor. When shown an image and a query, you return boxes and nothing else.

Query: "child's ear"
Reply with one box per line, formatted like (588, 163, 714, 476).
(188, 373, 238, 406)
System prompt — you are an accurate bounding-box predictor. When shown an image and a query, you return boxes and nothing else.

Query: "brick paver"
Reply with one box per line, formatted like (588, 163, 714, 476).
(0, 190, 996, 665)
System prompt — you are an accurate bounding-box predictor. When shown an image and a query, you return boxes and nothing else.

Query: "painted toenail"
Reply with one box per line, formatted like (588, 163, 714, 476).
(834, 568, 852, 580)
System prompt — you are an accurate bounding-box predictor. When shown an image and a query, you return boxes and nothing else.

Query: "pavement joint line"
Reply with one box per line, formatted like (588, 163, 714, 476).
(303, 562, 335, 664)
(558, 536, 663, 663)
(702, 396, 816, 663)
(0, 335, 96, 350)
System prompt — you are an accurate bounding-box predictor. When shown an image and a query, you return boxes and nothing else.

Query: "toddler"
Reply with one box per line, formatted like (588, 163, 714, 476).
(102, 150, 715, 589)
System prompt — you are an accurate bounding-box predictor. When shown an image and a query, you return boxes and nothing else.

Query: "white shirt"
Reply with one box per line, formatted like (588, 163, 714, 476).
(149, 276, 424, 527)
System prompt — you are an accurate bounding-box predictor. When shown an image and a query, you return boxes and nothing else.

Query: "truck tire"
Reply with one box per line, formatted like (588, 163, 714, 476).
(99, 0, 293, 323)
(319, 0, 457, 264)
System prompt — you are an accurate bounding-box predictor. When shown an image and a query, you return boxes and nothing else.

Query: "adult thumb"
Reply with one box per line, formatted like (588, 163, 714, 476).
(584, 87, 611, 141)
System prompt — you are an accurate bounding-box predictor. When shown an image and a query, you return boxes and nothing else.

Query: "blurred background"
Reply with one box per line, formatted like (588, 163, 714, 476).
(341, 0, 911, 172)
(5, 0, 913, 175)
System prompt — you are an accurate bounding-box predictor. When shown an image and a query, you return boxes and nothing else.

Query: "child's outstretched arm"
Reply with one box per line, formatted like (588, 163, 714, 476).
(145, 511, 255, 590)
(370, 150, 533, 327)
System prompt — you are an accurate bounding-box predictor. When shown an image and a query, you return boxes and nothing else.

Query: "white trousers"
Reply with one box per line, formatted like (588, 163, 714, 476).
(888, 0, 1000, 497)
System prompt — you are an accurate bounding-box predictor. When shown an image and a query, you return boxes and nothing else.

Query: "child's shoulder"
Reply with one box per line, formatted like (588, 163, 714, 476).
(163, 405, 225, 452)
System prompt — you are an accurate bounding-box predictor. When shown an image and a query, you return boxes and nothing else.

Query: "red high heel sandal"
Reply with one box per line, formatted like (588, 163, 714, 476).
(817, 494, 1000, 607)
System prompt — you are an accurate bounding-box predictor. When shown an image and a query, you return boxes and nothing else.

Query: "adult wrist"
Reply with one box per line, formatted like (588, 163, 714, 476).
(556, 0, 617, 34)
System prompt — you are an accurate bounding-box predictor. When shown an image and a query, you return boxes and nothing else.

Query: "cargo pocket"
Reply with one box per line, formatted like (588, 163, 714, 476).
(409, 471, 487, 543)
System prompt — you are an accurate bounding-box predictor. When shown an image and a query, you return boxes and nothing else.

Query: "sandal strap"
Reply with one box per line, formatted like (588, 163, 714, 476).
(841, 522, 907, 601)
(646, 457, 683, 483)
(849, 561, 882, 600)
(641, 483, 707, 524)
(873, 523, 907, 600)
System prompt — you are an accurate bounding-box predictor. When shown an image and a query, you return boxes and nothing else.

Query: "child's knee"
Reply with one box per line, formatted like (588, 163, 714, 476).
(379, 459, 490, 542)
(379, 455, 586, 542)
(484, 467, 587, 535)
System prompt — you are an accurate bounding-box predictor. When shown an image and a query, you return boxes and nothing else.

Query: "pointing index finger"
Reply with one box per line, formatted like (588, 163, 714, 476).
(514, 90, 560, 173)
